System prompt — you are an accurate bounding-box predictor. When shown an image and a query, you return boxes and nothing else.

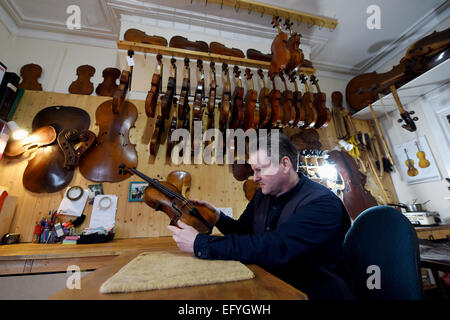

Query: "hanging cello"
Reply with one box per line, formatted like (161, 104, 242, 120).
(79, 71, 138, 182)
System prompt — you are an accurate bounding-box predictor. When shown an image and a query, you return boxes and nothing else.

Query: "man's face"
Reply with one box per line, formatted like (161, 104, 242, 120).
(249, 149, 286, 196)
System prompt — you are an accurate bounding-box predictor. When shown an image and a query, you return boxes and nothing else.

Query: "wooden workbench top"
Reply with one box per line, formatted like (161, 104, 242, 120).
(0, 237, 176, 260)
(50, 250, 308, 300)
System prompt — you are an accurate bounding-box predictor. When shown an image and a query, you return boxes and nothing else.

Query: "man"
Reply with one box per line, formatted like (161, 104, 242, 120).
(168, 133, 355, 300)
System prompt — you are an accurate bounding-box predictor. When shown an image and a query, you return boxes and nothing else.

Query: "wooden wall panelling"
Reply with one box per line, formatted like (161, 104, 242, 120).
(0, 91, 248, 242)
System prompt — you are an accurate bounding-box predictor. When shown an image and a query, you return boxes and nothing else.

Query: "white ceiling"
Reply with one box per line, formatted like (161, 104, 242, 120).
(0, 0, 449, 78)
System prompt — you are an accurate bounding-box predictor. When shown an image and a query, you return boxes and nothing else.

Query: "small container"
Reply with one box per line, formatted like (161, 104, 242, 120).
(32, 223, 42, 243)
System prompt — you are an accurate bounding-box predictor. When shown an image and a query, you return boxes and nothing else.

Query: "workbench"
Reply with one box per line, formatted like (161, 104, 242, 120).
(0, 237, 308, 300)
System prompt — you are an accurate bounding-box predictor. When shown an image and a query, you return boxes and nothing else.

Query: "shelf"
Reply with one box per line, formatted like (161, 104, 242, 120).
(117, 40, 316, 73)
(352, 57, 450, 120)
(205, 0, 338, 30)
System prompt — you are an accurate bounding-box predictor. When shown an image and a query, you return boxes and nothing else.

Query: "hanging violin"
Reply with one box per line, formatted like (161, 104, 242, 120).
(118, 164, 217, 234)
(229, 66, 244, 129)
(219, 63, 231, 132)
(257, 69, 271, 129)
(310, 75, 331, 129)
(177, 58, 191, 132)
(206, 61, 217, 131)
(145, 54, 163, 118)
(279, 71, 296, 128)
(283, 19, 304, 75)
(289, 73, 305, 128)
(269, 74, 283, 128)
(243, 68, 259, 131)
(298, 74, 317, 129)
(269, 16, 290, 77)
(161, 57, 177, 120)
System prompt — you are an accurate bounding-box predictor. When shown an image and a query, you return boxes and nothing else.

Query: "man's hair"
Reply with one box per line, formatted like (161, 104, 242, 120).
(252, 131, 299, 171)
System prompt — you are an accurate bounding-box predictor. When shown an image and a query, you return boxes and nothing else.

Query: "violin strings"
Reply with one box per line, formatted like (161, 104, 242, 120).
(130, 168, 195, 209)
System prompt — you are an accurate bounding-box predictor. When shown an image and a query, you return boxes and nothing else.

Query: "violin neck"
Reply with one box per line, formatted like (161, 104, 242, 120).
(129, 168, 184, 201)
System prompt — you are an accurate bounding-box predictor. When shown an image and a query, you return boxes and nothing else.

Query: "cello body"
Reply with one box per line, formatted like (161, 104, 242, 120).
(79, 71, 138, 182)
(328, 150, 378, 220)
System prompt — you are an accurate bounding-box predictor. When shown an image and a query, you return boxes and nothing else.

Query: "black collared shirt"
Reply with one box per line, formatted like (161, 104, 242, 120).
(193, 173, 355, 300)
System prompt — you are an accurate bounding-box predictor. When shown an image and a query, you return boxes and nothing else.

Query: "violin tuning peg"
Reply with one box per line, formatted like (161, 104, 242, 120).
(409, 111, 415, 115)
(397, 119, 403, 123)
(413, 117, 419, 121)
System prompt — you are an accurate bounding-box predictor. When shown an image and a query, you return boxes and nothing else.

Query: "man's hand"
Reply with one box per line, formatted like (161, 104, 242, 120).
(167, 220, 199, 253)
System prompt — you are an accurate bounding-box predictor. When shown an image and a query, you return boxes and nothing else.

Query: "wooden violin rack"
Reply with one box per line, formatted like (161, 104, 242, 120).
(205, 0, 338, 31)
(117, 40, 316, 74)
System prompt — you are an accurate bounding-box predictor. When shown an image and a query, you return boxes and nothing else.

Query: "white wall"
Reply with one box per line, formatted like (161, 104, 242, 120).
(375, 18, 450, 223)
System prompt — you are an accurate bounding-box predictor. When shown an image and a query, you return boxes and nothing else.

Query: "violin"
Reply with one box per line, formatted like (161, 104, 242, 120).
(269, 74, 283, 128)
(96, 67, 120, 97)
(247, 49, 272, 62)
(69, 65, 96, 95)
(166, 114, 178, 160)
(124, 29, 168, 46)
(390, 85, 417, 132)
(328, 150, 378, 220)
(404, 148, 419, 177)
(18, 63, 43, 91)
(169, 36, 209, 53)
(243, 68, 259, 131)
(415, 141, 430, 168)
(229, 66, 245, 129)
(206, 62, 217, 140)
(192, 60, 205, 122)
(177, 58, 191, 131)
(257, 69, 272, 129)
(145, 54, 163, 118)
(269, 16, 290, 78)
(283, 19, 304, 75)
(161, 57, 177, 120)
(298, 74, 317, 129)
(192, 60, 205, 156)
(79, 71, 138, 182)
(219, 63, 231, 131)
(232, 161, 254, 181)
(118, 165, 217, 234)
(288, 73, 305, 128)
(207, 61, 217, 120)
(210, 42, 245, 58)
(150, 115, 165, 156)
(243, 179, 260, 201)
(279, 71, 296, 128)
(310, 75, 331, 129)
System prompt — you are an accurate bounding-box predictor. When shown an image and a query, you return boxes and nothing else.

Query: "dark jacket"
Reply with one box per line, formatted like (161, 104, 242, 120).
(194, 173, 355, 300)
